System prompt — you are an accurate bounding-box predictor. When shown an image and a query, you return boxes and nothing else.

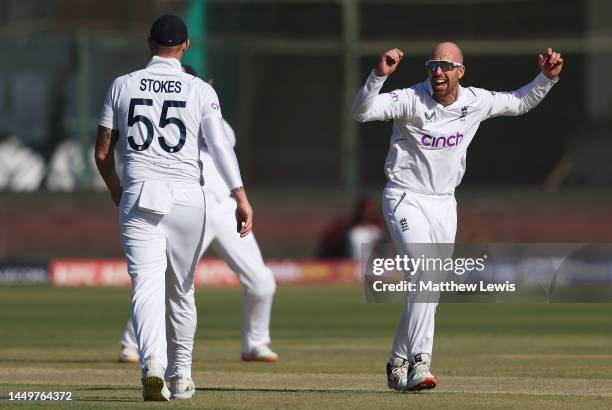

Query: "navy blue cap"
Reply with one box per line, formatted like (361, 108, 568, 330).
(150, 15, 188, 46)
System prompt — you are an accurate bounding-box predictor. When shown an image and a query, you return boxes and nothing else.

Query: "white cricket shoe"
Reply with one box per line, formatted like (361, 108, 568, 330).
(241, 345, 279, 362)
(170, 376, 195, 400)
(405, 353, 436, 392)
(118, 345, 139, 364)
(141, 356, 170, 401)
(386, 357, 409, 391)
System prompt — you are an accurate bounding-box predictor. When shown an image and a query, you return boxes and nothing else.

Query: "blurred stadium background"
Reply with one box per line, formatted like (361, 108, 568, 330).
(2, 1, 612, 407)
(2, 0, 612, 270)
(1, 0, 612, 267)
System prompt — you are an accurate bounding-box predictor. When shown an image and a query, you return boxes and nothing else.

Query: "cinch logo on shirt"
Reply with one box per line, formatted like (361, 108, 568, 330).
(420, 132, 463, 149)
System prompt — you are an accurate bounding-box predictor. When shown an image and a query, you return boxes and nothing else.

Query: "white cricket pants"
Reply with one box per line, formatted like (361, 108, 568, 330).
(121, 188, 276, 356)
(382, 186, 457, 360)
(201, 190, 276, 352)
(120, 181, 205, 379)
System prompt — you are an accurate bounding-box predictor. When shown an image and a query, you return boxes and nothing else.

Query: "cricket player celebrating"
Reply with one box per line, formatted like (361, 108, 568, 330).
(119, 118, 278, 365)
(351, 42, 563, 391)
(95, 15, 252, 401)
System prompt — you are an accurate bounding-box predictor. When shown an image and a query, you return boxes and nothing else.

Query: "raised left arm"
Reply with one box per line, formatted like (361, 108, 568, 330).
(539, 47, 564, 80)
(484, 48, 563, 119)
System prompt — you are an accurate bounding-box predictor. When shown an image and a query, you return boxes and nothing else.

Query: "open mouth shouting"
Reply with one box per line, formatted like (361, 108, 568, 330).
(432, 76, 448, 92)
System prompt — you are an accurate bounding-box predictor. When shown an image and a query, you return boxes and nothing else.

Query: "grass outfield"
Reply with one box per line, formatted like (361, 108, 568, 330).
(1, 285, 611, 409)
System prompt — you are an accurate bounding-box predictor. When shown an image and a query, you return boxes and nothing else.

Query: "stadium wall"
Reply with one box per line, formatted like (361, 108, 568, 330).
(3, 190, 612, 260)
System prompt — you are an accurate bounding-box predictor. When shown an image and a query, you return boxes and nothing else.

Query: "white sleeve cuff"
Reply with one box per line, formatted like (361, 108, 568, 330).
(369, 69, 388, 82)
(535, 71, 559, 86)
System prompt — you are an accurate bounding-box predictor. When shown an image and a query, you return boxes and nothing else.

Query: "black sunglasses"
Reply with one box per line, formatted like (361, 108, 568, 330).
(425, 60, 464, 72)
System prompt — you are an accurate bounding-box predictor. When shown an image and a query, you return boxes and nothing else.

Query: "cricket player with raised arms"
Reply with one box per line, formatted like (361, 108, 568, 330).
(95, 15, 252, 401)
(351, 42, 563, 391)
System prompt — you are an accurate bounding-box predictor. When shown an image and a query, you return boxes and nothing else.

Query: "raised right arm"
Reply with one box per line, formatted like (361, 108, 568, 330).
(351, 48, 410, 122)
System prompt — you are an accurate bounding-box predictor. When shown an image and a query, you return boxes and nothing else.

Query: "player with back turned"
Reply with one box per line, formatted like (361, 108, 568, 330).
(118, 66, 278, 367)
(352, 43, 563, 391)
(95, 15, 252, 401)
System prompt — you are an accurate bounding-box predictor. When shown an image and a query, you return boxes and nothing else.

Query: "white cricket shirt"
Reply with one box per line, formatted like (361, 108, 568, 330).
(98, 56, 222, 185)
(200, 119, 236, 201)
(352, 71, 558, 195)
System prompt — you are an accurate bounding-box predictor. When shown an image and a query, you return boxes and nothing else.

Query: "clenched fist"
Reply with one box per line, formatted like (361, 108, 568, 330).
(376, 48, 404, 77)
(538, 48, 563, 80)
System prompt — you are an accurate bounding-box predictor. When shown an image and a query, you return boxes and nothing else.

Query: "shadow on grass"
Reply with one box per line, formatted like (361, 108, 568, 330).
(42, 386, 436, 403)
(198, 387, 400, 395)
(72, 387, 141, 402)
(74, 387, 141, 391)
(73, 386, 390, 395)
(78, 398, 140, 402)
(0, 358, 119, 364)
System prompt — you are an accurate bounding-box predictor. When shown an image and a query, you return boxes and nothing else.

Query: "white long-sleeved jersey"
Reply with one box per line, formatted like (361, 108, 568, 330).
(98, 56, 243, 190)
(201, 119, 237, 201)
(352, 71, 558, 195)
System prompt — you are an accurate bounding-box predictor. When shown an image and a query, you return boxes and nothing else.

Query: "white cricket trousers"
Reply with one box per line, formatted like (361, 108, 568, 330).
(120, 180, 205, 379)
(201, 190, 276, 353)
(382, 186, 457, 360)
(121, 189, 276, 356)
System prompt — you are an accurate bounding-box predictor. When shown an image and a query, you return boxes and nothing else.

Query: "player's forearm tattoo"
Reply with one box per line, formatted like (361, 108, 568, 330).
(96, 127, 119, 155)
(110, 130, 119, 149)
(98, 127, 113, 150)
(101, 127, 112, 141)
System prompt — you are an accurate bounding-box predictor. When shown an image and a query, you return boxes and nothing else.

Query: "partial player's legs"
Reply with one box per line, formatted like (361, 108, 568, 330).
(239, 288, 277, 362)
(121, 182, 204, 401)
(119, 183, 171, 401)
(164, 262, 198, 399)
(162, 186, 205, 399)
(382, 187, 433, 391)
(381, 187, 457, 391)
(120, 186, 168, 370)
(118, 319, 139, 363)
(117, 192, 217, 368)
(209, 196, 277, 361)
